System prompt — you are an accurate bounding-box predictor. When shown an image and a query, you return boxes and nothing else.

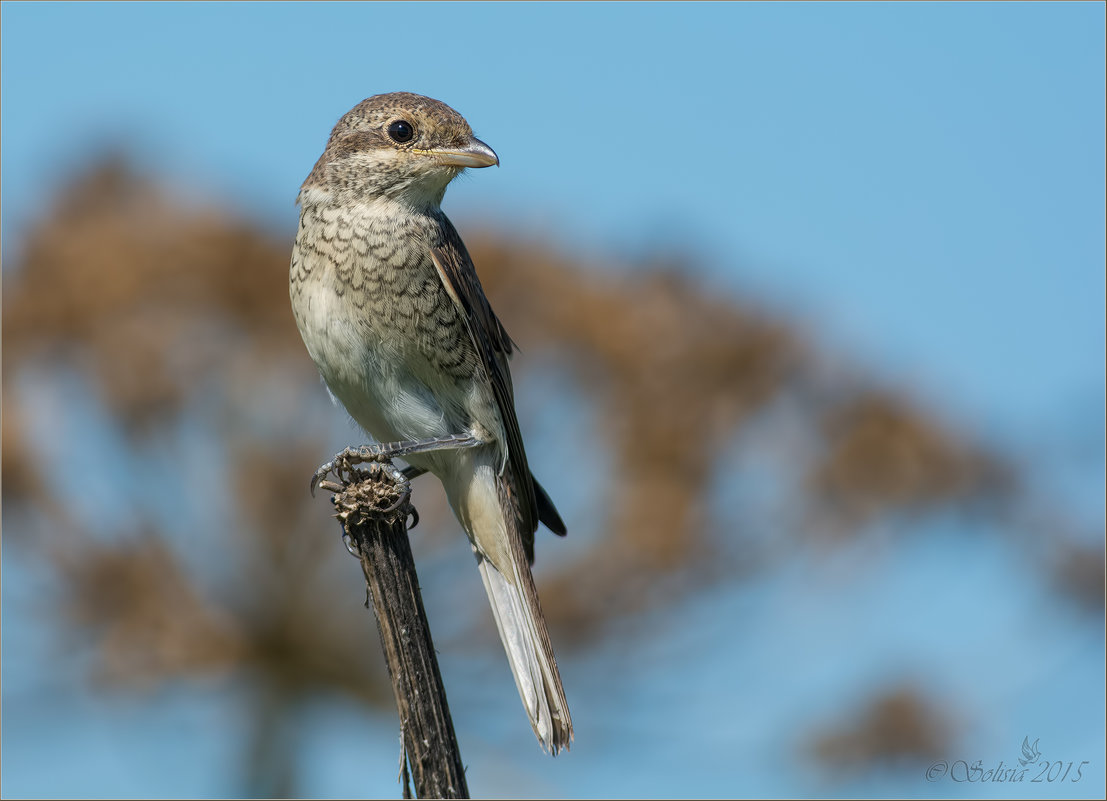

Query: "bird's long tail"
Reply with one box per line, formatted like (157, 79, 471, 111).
(476, 551, 573, 754)
(448, 459, 572, 754)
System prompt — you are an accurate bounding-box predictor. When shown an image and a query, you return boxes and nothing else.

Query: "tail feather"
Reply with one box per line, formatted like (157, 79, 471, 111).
(476, 554, 573, 754)
(448, 459, 573, 753)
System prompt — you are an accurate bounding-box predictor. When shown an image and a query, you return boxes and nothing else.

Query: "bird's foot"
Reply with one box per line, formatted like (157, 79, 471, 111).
(310, 445, 407, 497)
(309, 434, 481, 497)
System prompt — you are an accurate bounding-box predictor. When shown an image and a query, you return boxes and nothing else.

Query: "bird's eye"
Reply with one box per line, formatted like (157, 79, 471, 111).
(387, 120, 415, 143)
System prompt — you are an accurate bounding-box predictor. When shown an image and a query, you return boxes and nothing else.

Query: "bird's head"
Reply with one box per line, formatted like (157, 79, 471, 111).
(301, 91, 498, 209)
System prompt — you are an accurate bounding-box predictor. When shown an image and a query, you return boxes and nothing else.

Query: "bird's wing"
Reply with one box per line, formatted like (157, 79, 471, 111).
(430, 228, 540, 558)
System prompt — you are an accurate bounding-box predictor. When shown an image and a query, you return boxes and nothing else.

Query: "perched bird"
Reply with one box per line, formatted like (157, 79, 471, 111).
(289, 92, 573, 754)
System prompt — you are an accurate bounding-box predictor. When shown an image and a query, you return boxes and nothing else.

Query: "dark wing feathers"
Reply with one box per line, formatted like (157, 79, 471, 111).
(430, 230, 548, 559)
(533, 476, 567, 537)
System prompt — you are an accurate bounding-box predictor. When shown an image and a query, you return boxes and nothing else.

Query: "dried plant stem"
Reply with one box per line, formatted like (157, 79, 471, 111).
(326, 463, 469, 800)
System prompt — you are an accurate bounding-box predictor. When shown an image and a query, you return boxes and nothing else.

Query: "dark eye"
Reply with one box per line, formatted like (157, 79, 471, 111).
(387, 120, 415, 143)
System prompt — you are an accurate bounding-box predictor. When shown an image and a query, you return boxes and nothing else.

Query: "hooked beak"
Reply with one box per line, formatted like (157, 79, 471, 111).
(424, 136, 499, 168)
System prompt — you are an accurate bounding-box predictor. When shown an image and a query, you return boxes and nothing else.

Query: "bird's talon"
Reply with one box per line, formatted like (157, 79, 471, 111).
(380, 484, 412, 513)
(342, 533, 358, 557)
(309, 460, 337, 497)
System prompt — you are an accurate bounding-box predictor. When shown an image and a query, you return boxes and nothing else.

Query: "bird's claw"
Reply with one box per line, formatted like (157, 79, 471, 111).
(310, 446, 369, 496)
(309, 459, 338, 497)
(309, 445, 410, 497)
(379, 481, 412, 513)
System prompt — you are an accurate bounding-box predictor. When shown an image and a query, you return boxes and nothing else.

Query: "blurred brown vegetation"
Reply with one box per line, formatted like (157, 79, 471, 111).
(3, 158, 1101, 794)
(810, 685, 953, 770)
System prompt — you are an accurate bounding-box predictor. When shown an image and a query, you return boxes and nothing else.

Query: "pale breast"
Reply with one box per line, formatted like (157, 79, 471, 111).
(289, 197, 486, 446)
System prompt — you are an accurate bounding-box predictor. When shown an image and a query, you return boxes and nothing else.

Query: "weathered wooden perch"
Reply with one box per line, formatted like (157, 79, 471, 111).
(321, 460, 469, 800)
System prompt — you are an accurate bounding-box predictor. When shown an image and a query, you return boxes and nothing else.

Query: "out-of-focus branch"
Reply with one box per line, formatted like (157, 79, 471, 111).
(324, 461, 469, 800)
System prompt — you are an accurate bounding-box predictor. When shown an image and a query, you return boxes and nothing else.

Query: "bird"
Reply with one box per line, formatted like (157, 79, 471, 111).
(289, 92, 573, 754)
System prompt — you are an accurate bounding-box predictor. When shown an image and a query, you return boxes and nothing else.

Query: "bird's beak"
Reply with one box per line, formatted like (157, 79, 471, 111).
(425, 136, 499, 168)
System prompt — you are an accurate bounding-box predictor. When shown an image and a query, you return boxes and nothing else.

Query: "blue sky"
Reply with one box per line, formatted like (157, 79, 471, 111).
(3, 2, 1104, 798)
(3, 1, 1103, 448)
